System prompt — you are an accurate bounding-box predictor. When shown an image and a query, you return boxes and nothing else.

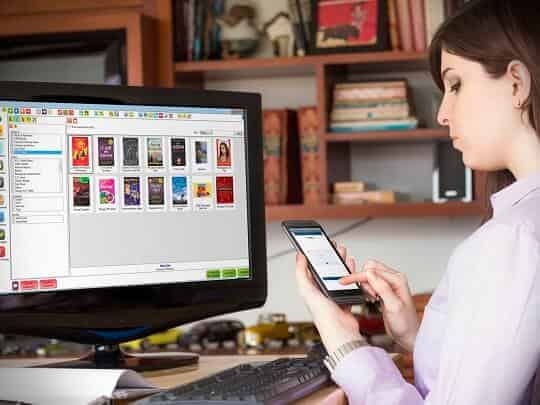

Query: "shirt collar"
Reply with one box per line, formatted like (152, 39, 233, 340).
(490, 169, 540, 217)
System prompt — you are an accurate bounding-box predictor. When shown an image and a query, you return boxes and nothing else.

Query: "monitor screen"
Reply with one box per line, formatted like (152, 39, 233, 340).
(0, 101, 251, 295)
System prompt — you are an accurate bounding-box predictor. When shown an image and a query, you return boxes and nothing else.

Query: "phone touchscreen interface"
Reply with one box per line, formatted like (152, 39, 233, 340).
(290, 227, 360, 292)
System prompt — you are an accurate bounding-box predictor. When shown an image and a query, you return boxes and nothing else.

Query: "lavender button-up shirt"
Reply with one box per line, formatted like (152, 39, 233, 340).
(332, 170, 540, 404)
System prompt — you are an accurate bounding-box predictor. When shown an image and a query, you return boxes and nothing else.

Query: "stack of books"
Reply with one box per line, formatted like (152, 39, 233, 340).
(388, 0, 472, 53)
(332, 181, 396, 205)
(329, 80, 418, 133)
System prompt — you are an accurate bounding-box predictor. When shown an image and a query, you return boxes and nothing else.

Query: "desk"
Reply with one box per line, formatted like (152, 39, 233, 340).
(0, 354, 346, 404)
(0, 352, 404, 404)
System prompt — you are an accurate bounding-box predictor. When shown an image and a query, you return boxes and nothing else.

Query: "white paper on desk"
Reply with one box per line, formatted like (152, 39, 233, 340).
(0, 368, 161, 405)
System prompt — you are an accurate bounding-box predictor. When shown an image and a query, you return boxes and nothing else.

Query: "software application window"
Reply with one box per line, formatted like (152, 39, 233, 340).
(0, 103, 251, 294)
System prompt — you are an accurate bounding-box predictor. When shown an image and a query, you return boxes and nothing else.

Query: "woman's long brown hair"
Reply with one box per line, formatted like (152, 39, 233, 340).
(428, 0, 540, 222)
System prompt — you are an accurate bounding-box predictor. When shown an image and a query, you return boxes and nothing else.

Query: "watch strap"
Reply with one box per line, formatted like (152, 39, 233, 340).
(323, 339, 368, 372)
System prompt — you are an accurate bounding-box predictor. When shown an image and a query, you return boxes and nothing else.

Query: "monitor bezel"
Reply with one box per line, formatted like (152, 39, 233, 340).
(0, 81, 267, 344)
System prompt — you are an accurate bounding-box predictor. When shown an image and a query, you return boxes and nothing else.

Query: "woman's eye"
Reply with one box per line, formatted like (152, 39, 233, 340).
(450, 82, 461, 93)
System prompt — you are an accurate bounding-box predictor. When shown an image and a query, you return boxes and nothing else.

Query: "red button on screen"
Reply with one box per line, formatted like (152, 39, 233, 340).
(39, 279, 57, 289)
(21, 280, 38, 290)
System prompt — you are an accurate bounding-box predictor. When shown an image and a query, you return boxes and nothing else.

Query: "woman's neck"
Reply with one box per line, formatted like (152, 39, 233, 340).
(507, 126, 540, 180)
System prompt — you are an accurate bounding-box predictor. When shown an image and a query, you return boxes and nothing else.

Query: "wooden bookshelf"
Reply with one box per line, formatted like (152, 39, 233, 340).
(265, 202, 485, 221)
(175, 51, 427, 72)
(325, 128, 449, 144)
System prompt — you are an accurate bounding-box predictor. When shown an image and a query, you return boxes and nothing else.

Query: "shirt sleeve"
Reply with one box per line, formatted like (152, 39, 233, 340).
(332, 346, 424, 404)
(332, 223, 540, 405)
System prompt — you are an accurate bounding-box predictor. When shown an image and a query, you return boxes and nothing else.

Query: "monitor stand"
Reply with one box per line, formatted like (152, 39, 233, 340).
(32, 344, 199, 372)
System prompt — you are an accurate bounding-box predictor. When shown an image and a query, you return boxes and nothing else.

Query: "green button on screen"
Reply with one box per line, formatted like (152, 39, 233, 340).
(206, 269, 221, 279)
(222, 268, 237, 278)
(238, 268, 249, 278)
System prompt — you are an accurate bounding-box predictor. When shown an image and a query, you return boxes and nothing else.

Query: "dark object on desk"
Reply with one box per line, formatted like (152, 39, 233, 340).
(180, 320, 245, 349)
(133, 355, 329, 404)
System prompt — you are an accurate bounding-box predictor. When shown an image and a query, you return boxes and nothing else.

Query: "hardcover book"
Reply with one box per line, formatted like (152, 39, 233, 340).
(262, 109, 302, 205)
(297, 106, 322, 206)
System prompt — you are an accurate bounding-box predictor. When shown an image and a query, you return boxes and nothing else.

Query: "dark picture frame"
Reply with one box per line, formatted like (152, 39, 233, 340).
(310, 0, 390, 54)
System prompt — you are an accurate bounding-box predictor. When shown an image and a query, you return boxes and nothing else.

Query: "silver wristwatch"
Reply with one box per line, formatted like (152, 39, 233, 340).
(323, 340, 368, 372)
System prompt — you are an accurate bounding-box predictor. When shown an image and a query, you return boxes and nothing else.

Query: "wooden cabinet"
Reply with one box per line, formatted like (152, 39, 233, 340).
(0, 0, 171, 87)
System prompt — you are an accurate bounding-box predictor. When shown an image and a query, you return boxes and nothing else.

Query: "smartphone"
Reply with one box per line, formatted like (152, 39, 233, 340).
(282, 220, 366, 305)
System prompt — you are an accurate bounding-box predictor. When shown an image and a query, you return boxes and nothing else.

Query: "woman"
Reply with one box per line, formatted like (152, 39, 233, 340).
(295, 1, 540, 403)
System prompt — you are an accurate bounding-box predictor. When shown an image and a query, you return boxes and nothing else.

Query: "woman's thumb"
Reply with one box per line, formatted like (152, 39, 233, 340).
(366, 270, 402, 311)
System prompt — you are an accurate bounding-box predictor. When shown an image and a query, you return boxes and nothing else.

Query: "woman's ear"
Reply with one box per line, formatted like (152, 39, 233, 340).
(507, 60, 531, 109)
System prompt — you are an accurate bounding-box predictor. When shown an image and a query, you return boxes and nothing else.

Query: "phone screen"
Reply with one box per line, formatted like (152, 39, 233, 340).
(289, 227, 360, 292)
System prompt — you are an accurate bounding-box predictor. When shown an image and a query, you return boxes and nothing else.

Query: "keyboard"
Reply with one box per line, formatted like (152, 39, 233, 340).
(134, 353, 330, 404)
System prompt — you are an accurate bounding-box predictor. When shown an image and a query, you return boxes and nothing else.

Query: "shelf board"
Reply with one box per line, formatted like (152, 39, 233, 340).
(175, 51, 428, 80)
(265, 201, 484, 221)
(324, 128, 449, 143)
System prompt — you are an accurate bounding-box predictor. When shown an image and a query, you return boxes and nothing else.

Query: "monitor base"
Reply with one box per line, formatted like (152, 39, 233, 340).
(33, 344, 199, 372)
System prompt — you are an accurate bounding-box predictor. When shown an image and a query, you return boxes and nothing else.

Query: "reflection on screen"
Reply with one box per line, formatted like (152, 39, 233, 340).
(290, 228, 359, 291)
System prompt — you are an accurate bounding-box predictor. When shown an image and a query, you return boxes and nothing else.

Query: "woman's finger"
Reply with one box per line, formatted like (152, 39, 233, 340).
(337, 244, 347, 261)
(295, 253, 324, 297)
(363, 259, 398, 274)
(346, 256, 356, 273)
(365, 266, 411, 296)
(365, 270, 403, 311)
(339, 272, 378, 298)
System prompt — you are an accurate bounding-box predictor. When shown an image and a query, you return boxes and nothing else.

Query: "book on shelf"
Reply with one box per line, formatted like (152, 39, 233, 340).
(334, 83, 408, 104)
(387, 0, 401, 50)
(330, 101, 410, 122)
(396, 0, 414, 51)
(297, 106, 322, 206)
(409, 0, 427, 52)
(173, 0, 225, 61)
(333, 181, 366, 193)
(262, 109, 302, 205)
(330, 117, 419, 132)
(330, 79, 417, 132)
(333, 190, 397, 205)
(424, 0, 445, 44)
(389, 0, 453, 52)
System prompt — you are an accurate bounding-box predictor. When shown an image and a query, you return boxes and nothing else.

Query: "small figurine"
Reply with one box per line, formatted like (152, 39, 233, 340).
(263, 12, 295, 57)
(216, 3, 260, 59)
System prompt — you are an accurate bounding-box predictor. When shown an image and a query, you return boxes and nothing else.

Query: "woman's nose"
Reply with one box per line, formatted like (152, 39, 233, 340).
(437, 100, 450, 127)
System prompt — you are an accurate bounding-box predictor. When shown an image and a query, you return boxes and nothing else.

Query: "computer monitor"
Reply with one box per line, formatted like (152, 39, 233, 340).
(0, 81, 267, 367)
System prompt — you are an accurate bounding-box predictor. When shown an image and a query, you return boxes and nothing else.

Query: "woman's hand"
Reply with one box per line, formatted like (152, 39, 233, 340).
(295, 246, 367, 354)
(340, 260, 420, 352)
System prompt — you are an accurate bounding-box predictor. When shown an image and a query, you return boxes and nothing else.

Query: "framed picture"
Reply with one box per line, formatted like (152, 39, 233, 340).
(310, 0, 390, 54)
